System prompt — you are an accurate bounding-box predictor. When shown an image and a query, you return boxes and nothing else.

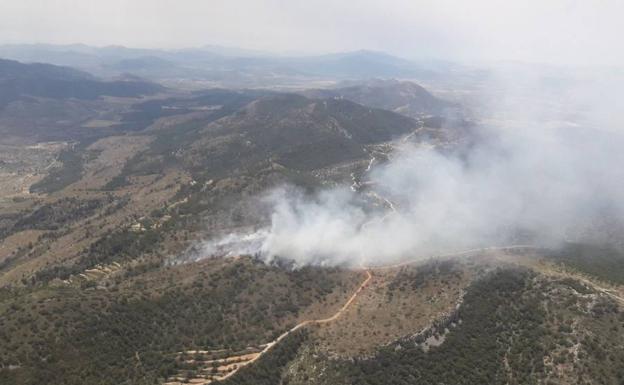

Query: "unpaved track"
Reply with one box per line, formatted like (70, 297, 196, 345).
(217, 245, 533, 382)
(216, 245, 624, 382)
(217, 270, 372, 381)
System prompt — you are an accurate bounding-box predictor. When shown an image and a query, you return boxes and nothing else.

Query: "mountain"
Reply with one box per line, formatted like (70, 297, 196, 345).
(0, 58, 164, 108)
(0, 57, 623, 385)
(0, 58, 169, 145)
(108, 56, 177, 72)
(0, 57, 95, 80)
(0, 44, 444, 86)
(194, 94, 418, 170)
(286, 50, 431, 78)
(0, 43, 162, 67)
(302, 79, 454, 118)
(108, 93, 419, 188)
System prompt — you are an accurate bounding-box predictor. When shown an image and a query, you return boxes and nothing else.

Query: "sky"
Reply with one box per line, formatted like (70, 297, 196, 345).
(2, 0, 624, 65)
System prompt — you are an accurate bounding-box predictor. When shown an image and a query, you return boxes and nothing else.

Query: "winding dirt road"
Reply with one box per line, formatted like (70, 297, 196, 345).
(217, 269, 373, 381)
(216, 244, 624, 383)
(217, 246, 535, 382)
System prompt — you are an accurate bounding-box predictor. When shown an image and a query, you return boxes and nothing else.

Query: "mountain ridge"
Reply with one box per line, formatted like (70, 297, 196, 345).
(0, 58, 164, 108)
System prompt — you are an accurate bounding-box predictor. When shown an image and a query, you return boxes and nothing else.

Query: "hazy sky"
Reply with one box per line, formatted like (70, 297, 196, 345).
(2, 0, 624, 65)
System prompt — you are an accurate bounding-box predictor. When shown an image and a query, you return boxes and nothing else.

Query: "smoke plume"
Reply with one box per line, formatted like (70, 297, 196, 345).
(192, 66, 624, 267)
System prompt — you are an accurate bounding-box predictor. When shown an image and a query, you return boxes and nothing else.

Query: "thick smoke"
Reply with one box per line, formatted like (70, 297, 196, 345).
(192, 67, 624, 267)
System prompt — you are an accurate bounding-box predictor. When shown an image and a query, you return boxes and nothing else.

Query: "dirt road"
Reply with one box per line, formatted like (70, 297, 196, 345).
(216, 244, 624, 383)
(218, 269, 372, 381)
(218, 246, 539, 381)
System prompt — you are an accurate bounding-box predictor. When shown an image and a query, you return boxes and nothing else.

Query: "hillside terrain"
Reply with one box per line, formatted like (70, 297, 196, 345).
(0, 58, 165, 147)
(0, 58, 163, 106)
(0, 58, 622, 385)
(301, 78, 454, 118)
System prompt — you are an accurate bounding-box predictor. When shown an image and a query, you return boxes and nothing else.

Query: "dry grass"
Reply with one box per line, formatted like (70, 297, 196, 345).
(0, 135, 190, 286)
(71, 135, 153, 190)
(0, 142, 67, 206)
(312, 260, 475, 357)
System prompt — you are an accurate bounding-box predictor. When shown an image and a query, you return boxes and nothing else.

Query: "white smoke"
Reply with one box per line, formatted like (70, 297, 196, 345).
(191, 65, 624, 267)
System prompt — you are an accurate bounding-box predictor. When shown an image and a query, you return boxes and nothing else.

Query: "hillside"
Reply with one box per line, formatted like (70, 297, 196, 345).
(184, 94, 419, 173)
(0, 58, 164, 107)
(0, 257, 364, 385)
(2, 0, 624, 383)
(283, 263, 624, 385)
(0, 90, 423, 289)
(302, 79, 454, 118)
(0, 58, 167, 146)
(0, 67, 622, 385)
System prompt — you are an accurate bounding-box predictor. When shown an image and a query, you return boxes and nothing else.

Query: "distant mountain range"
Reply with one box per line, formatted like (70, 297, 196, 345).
(0, 55, 458, 151)
(0, 44, 455, 86)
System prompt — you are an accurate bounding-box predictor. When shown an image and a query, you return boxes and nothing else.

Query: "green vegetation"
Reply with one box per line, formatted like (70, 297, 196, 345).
(0, 258, 353, 385)
(342, 268, 549, 385)
(550, 242, 624, 285)
(223, 330, 308, 385)
(103, 118, 206, 191)
(29, 146, 85, 193)
(12, 196, 116, 232)
(3, 73, 624, 385)
(290, 267, 624, 385)
(388, 259, 460, 291)
(102, 90, 260, 190)
(32, 225, 164, 284)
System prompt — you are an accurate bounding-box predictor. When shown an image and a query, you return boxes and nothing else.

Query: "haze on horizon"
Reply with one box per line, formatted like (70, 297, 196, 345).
(2, 0, 624, 67)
